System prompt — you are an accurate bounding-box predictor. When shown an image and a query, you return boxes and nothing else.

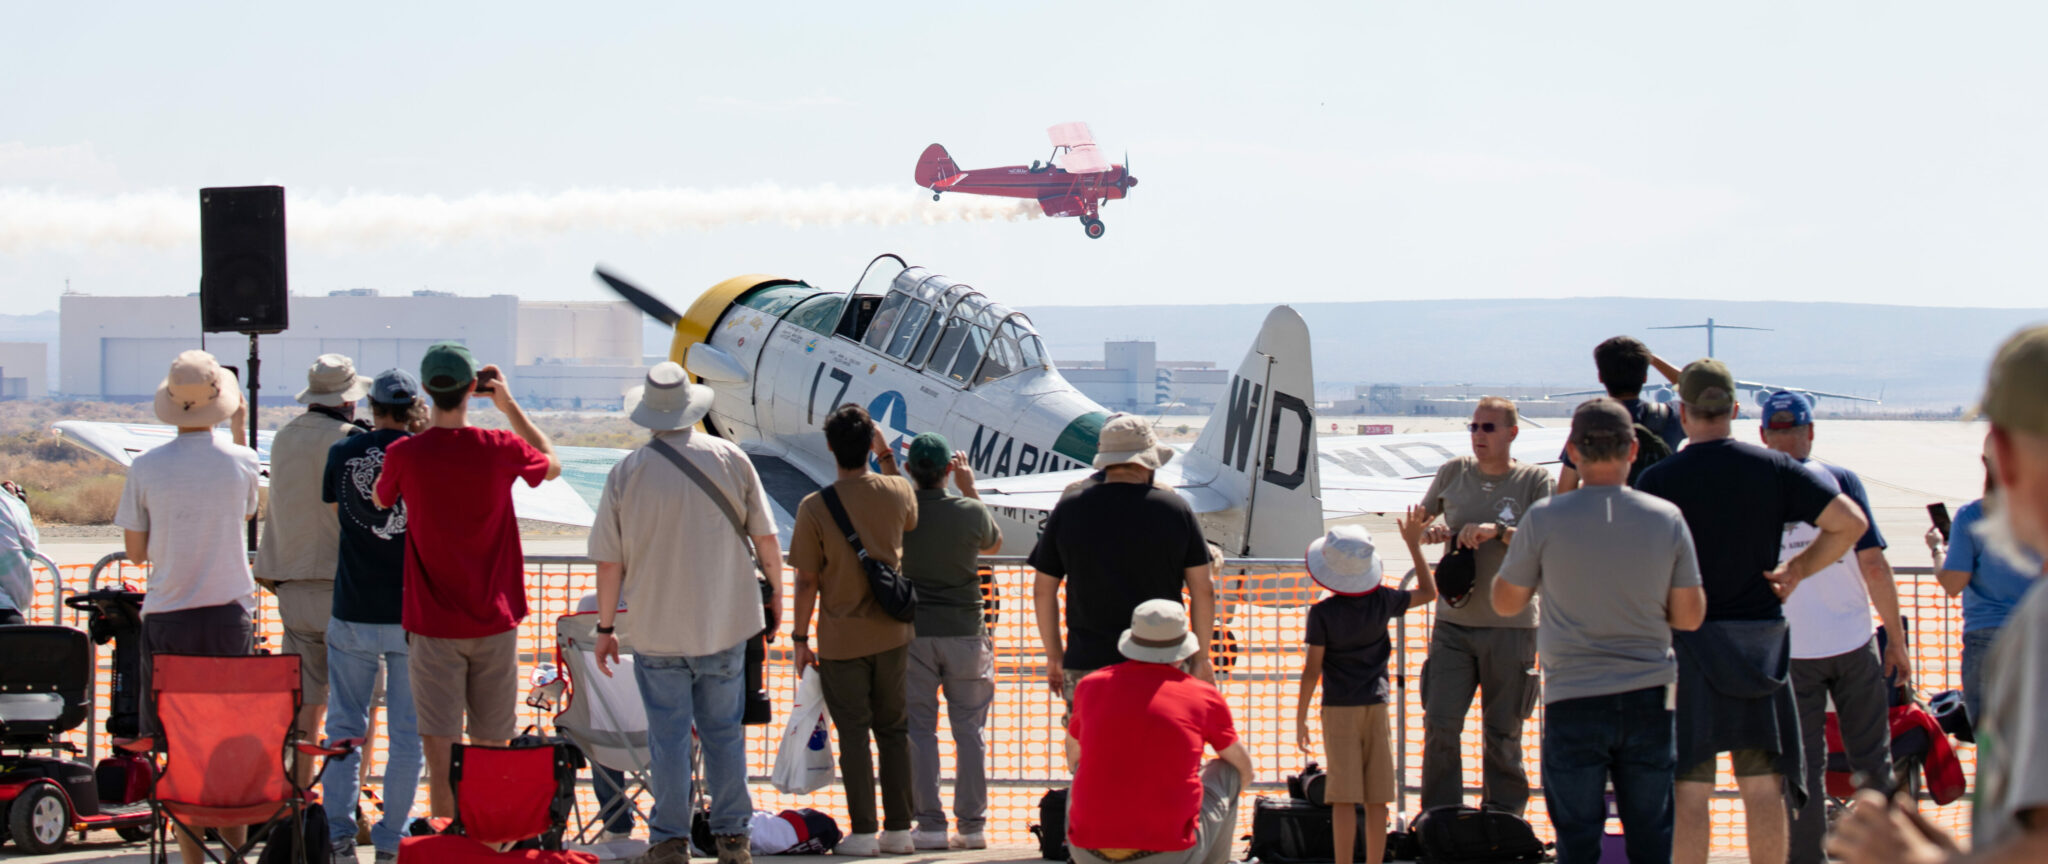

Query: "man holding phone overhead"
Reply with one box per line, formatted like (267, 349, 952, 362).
(373, 341, 561, 819)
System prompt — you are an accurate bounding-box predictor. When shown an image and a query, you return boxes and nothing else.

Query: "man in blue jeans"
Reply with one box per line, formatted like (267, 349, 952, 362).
(1494, 399, 1708, 864)
(321, 369, 427, 862)
(590, 363, 783, 864)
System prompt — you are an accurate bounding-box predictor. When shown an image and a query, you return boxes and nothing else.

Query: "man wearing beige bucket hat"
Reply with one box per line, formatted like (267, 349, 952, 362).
(1066, 599, 1253, 864)
(588, 362, 783, 864)
(114, 349, 263, 864)
(256, 353, 372, 776)
(1030, 413, 1216, 729)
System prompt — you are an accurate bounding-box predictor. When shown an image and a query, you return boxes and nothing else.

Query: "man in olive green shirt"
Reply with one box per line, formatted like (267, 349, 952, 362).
(1417, 396, 1555, 816)
(888, 433, 1003, 851)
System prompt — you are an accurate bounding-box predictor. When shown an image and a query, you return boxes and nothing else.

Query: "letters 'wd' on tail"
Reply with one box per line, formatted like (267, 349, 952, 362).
(1181, 306, 1323, 559)
(914, 143, 962, 189)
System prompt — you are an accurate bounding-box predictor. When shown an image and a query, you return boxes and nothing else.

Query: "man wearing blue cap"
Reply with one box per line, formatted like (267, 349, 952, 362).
(1755, 390, 1906, 864)
(321, 369, 428, 862)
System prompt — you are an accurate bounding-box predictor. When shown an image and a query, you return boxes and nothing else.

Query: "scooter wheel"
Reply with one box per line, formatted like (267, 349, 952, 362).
(7, 783, 72, 853)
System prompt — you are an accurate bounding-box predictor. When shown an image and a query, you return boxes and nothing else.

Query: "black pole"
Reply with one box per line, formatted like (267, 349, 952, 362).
(246, 332, 260, 552)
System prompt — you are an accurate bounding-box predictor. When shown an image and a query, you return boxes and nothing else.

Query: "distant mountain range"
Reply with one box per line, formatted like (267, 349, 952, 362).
(1018, 298, 2048, 410)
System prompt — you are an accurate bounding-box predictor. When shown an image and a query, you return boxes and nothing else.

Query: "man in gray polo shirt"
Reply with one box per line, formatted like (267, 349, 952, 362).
(1495, 398, 1707, 864)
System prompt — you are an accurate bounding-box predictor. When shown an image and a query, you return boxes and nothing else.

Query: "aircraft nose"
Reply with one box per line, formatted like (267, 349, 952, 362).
(1122, 175, 1139, 189)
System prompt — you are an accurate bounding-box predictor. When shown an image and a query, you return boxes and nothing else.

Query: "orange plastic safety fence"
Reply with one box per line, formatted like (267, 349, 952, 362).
(27, 558, 1975, 853)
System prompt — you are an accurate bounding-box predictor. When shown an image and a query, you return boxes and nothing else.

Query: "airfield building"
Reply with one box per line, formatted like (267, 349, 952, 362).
(0, 342, 49, 400)
(1058, 339, 1230, 413)
(59, 292, 643, 408)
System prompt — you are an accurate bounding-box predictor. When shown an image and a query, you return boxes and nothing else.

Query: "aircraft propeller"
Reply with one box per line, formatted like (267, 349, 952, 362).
(593, 266, 682, 326)
(1119, 152, 1138, 190)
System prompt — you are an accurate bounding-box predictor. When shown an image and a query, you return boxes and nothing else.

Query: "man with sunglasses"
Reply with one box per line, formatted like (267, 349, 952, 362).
(1415, 396, 1554, 817)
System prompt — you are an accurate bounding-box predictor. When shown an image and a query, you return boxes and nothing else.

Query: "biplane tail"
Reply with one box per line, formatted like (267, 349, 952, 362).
(914, 143, 961, 189)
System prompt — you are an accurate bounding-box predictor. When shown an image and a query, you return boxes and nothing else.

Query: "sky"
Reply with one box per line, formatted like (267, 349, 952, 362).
(5, 1, 2047, 316)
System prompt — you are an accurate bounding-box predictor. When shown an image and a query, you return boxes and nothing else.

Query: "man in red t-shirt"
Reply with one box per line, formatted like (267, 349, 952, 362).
(373, 341, 558, 819)
(1068, 599, 1253, 864)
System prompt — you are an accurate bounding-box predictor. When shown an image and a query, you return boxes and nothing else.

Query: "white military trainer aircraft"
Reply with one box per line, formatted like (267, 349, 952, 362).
(55, 253, 1571, 560)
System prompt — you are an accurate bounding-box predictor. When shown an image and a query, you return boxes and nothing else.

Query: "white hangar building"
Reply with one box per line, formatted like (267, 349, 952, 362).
(60, 291, 644, 408)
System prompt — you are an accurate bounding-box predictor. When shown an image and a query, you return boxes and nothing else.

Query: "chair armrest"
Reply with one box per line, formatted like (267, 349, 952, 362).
(298, 737, 362, 758)
(116, 736, 156, 753)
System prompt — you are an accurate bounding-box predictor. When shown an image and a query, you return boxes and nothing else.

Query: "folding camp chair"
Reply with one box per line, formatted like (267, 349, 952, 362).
(547, 611, 696, 844)
(394, 741, 596, 863)
(136, 653, 355, 864)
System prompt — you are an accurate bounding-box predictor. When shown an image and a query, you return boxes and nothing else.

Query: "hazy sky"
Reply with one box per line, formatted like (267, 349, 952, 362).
(5, 2, 2046, 316)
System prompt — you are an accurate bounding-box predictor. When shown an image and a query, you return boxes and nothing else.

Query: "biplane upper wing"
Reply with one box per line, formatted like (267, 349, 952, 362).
(1047, 121, 1095, 149)
(1047, 121, 1112, 174)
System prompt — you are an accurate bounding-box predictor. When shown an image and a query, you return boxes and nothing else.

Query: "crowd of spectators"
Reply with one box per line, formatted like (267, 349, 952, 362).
(5, 321, 2036, 864)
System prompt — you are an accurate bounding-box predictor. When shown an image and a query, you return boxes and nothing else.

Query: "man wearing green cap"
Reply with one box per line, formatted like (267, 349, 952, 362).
(1830, 324, 2048, 864)
(1633, 358, 1868, 864)
(882, 432, 1003, 851)
(374, 341, 560, 819)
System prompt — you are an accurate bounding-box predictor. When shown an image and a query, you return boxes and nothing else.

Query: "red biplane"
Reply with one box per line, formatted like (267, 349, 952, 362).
(914, 122, 1137, 239)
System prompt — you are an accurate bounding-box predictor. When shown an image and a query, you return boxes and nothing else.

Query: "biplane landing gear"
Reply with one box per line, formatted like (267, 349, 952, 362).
(1081, 217, 1106, 239)
(932, 192, 942, 201)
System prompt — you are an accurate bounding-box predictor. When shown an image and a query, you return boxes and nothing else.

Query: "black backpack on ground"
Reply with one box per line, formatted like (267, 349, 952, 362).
(1284, 762, 1328, 807)
(256, 802, 331, 864)
(1247, 797, 1371, 864)
(1411, 805, 1546, 863)
(820, 486, 919, 622)
(1627, 402, 1675, 485)
(1029, 788, 1070, 861)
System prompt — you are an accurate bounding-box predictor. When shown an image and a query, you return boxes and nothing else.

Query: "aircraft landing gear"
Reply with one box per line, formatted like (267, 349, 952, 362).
(1081, 217, 1106, 239)
(932, 192, 942, 201)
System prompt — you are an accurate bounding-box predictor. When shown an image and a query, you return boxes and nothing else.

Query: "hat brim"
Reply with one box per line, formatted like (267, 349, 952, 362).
(1305, 536, 1384, 596)
(626, 381, 715, 431)
(296, 375, 373, 406)
(154, 373, 240, 428)
(1092, 443, 1174, 471)
(1117, 628, 1200, 665)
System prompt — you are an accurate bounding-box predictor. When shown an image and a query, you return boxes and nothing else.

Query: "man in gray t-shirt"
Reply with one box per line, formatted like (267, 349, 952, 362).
(1415, 396, 1554, 816)
(1495, 398, 1706, 864)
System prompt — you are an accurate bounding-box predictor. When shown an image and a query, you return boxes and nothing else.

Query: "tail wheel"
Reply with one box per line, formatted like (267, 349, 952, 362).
(1082, 217, 1106, 239)
(7, 783, 72, 854)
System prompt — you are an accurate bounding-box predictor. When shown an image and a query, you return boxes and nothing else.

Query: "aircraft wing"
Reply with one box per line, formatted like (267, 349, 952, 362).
(1734, 380, 1882, 404)
(53, 420, 607, 528)
(1543, 388, 1607, 399)
(1047, 121, 1096, 149)
(1316, 427, 1569, 517)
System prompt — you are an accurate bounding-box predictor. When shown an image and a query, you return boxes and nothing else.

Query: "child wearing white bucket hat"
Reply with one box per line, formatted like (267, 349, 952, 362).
(1293, 508, 1439, 864)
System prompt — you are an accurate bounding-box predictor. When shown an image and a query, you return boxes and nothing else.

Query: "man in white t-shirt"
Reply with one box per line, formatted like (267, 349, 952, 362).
(1757, 391, 1905, 864)
(113, 350, 262, 864)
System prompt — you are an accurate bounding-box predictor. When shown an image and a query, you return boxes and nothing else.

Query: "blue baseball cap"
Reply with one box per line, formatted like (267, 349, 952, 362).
(1761, 390, 1813, 430)
(370, 368, 422, 405)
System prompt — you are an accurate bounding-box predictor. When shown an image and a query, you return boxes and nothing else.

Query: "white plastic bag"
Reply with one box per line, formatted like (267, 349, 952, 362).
(771, 666, 836, 794)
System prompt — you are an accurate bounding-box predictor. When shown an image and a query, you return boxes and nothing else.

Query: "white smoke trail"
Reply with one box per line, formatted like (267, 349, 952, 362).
(0, 185, 1044, 253)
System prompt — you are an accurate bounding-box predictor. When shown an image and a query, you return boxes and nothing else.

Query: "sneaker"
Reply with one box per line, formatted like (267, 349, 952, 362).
(373, 851, 398, 863)
(837, 833, 879, 857)
(911, 829, 950, 850)
(630, 837, 692, 864)
(331, 839, 356, 859)
(598, 829, 635, 844)
(879, 830, 914, 855)
(715, 833, 753, 864)
(951, 832, 987, 850)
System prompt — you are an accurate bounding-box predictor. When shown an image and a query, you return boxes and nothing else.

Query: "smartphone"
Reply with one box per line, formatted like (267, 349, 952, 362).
(1928, 502, 1952, 542)
(473, 367, 501, 396)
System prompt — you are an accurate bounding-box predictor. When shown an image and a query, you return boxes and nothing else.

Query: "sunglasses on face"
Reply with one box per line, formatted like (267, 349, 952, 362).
(1467, 422, 1504, 434)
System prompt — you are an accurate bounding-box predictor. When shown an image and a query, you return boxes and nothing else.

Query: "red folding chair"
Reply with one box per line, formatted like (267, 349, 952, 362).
(395, 741, 596, 863)
(132, 653, 355, 864)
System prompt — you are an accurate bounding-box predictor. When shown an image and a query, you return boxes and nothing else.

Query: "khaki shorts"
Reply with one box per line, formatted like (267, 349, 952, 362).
(1678, 748, 1777, 784)
(407, 630, 519, 740)
(274, 580, 334, 707)
(1321, 704, 1395, 804)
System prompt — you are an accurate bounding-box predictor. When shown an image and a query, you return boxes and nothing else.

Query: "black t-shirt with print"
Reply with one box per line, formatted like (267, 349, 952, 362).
(323, 429, 410, 624)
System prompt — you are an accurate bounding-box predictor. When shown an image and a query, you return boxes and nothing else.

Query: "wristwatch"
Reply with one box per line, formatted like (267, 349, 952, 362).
(792, 634, 809, 643)
(595, 624, 615, 635)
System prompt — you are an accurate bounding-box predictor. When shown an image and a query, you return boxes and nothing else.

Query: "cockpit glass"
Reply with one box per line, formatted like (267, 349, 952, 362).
(885, 301, 931, 360)
(1021, 334, 1048, 369)
(863, 292, 909, 352)
(977, 331, 1022, 385)
(947, 325, 990, 385)
(909, 311, 946, 367)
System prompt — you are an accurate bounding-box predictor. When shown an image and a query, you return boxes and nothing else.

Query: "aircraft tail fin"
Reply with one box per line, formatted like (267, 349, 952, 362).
(1181, 306, 1323, 558)
(915, 143, 961, 188)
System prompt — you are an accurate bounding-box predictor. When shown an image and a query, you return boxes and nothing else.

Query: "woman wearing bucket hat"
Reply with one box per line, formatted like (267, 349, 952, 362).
(115, 350, 264, 863)
(1294, 515, 1437, 864)
(1066, 599, 1254, 864)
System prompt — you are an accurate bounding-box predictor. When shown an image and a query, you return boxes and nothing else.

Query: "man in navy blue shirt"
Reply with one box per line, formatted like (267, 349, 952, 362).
(320, 370, 426, 862)
(1557, 336, 1685, 492)
(1634, 360, 1867, 864)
